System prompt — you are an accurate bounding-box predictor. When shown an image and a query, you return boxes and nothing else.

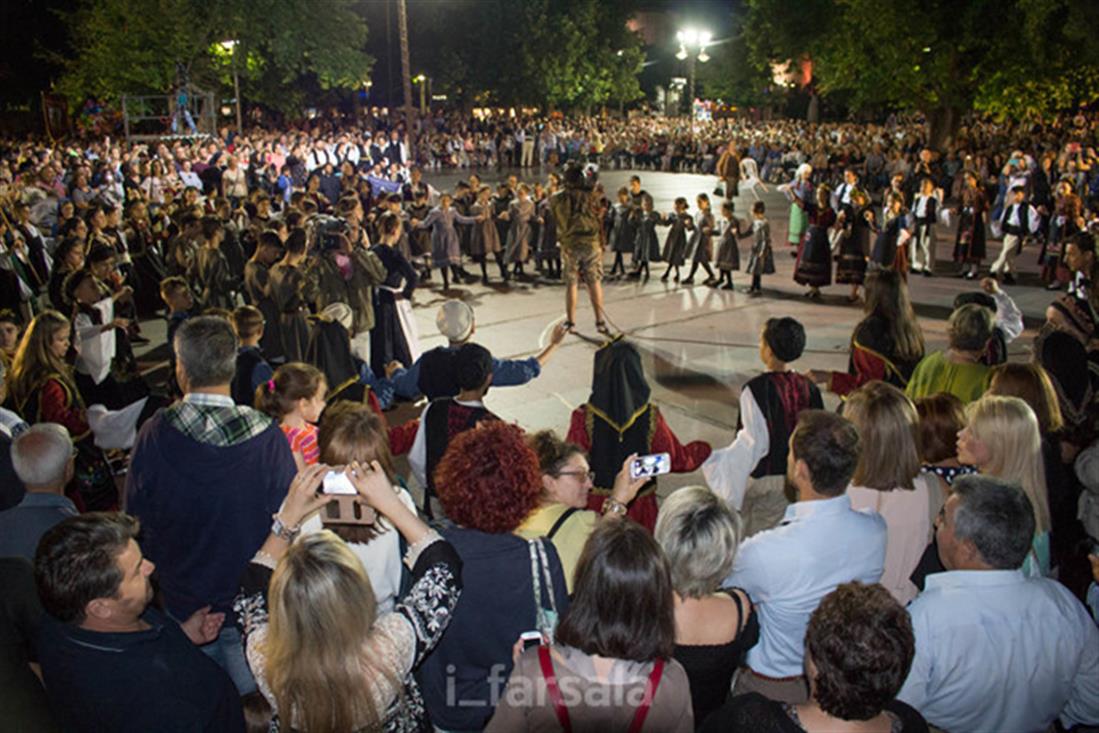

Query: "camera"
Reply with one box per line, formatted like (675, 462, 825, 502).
(312, 215, 350, 251)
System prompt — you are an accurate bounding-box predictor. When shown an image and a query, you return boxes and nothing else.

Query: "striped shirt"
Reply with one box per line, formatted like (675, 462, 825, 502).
(281, 423, 319, 465)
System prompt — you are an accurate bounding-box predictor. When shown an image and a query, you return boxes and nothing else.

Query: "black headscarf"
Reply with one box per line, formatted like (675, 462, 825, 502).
(1035, 324, 1092, 429)
(588, 338, 651, 431)
(306, 319, 360, 398)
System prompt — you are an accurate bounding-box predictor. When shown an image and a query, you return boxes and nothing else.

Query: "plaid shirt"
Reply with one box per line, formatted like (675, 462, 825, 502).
(166, 392, 273, 447)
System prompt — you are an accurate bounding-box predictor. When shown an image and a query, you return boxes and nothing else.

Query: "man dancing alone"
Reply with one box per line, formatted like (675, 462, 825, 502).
(551, 162, 609, 335)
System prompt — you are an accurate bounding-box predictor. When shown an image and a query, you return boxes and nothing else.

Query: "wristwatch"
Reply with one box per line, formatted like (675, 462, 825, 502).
(601, 497, 628, 517)
(271, 514, 301, 543)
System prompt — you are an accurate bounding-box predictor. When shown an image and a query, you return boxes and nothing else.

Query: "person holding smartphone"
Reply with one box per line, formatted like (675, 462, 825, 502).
(234, 460, 463, 732)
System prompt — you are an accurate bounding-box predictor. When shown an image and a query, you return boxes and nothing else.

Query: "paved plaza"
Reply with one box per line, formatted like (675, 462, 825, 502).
(141, 168, 1053, 496)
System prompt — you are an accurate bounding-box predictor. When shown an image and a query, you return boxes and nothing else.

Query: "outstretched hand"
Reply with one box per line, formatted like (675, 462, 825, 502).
(179, 605, 225, 646)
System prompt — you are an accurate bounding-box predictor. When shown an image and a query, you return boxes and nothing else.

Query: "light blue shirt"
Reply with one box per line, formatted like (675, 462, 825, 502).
(898, 569, 1099, 732)
(725, 494, 886, 678)
(0, 492, 79, 561)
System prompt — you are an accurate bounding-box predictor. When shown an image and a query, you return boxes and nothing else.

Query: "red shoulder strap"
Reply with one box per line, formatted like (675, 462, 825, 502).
(627, 658, 665, 733)
(538, 645, 572, 733)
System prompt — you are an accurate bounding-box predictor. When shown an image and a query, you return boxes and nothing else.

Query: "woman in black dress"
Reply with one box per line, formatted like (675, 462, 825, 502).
(656, 487, 759, 728)
(835, 189, 872, 303)
(953, 171, 988, 280)
(369, 212, 419, 376)
(791, 184, 836, 299)
(702, 582, 927, 733)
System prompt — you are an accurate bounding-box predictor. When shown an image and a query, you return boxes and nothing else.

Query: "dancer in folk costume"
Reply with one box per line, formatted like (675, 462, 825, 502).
(629, 194, 662, 281)
(911, 177, 942, 277)
(469, 186, 508, 284)
(660, 197, 694, 282)
(536, 177, 561, 280)
(835, 188, 872, 303)
(742, 201, 775, 296)
(683, 193, 717, 285)
(501, 184, 539, 279)
(567, 338, 711, 532)
(991, 185, 1040, 285)
(782, 163, 814, 252)
(406, 190, 434, 280)
(869, 192, 912, 280)
(370, 212, 420, 377)
(413, 192, 480, 292)
(1041, 179, 1084, 289)
(953, 170, 988, 280)
(790, 183, 836, 299)
(714, 200, 741, 290)
(607, 187, 637, 279)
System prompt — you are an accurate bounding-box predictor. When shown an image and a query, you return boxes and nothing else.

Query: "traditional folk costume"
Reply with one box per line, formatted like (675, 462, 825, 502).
(785, 178, 814, 246)
(268, 262, 312, 363)
(684, 210, 716, 283)
(632, 211, 663, 274)
(566, 340, 711, 531)
(503, 198, 537, 266)
(703, 370, 823, 536)
(660, 211, 693, 271)
(826, 314, 924, 397)
(953, 186, 988, 273)
(992, 200, 1040, 280)
(406, 201, 434, 272)
(835, 204, 871, 286)
(1041, 192, 1082, 285)
(536, 195, 560, 278)
(243, 259, 284, 363)
(369, 243, 420, 377)
(714, 216, 741, 289)
(195, 246, 238, 311)
(869, 210, 911, 278)
(791, 199, 835, 289)
(742, 219, 775, 293)
(415, 397, 498, 518)
(911, 192, 940, 275)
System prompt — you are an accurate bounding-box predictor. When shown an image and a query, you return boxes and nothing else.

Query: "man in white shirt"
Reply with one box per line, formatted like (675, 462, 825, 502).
(992, 185, 1040, 284)
(898, 475, 1099, 732)
(727, 410, 886, 704)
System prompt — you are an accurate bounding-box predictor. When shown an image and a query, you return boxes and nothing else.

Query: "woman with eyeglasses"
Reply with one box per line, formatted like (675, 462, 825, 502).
(515, 430, 647, 593)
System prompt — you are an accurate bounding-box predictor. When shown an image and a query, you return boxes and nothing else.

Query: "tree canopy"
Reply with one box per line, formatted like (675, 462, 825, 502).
(53, 0, 373, 114)
(738, 0, 1099, 145)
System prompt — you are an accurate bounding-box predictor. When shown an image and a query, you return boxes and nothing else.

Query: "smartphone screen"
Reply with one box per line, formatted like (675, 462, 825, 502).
(630, 453, 671, 480)
(322, 471, 356, 495)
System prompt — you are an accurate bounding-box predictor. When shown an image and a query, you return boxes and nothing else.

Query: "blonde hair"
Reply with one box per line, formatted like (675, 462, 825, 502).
(842, 382, 921, 491)
(10, 311, 75, 411)
(264, 532, 397, 732)
(965, 396, 1051, 533)
(655, 486, 740, 598)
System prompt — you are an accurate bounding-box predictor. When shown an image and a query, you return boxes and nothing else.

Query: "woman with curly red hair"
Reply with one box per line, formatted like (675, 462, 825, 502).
(417, 420, 570, 732)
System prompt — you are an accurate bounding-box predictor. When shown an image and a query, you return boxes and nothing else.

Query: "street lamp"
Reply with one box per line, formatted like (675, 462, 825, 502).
(220, 39, 242, 133)
(675, 28, 711, 116)
(413, 74, 429, 115)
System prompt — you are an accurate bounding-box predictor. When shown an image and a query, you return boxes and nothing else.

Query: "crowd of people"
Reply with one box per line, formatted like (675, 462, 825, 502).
(1, 106, 1099, 732)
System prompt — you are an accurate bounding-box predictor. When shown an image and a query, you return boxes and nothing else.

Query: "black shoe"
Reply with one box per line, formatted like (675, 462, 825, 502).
(1003, 273, 1016, 285)
(482, 275, 490, 285)
(130, 334, 151, 345)
(680, 278, 695, 285)
(660, 273, 670, 282)
(923, 269, 933, 278)
(721, 283, 734, 290)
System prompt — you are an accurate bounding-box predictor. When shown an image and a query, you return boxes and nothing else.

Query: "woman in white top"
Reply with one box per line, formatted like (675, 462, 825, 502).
(297, 402, 414, 614)
(844, 381, 939, 605)
(221, 155, 248, 202)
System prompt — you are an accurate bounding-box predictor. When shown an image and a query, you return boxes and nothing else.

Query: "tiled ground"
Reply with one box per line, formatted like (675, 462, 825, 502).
(141, 167, 1056, 497)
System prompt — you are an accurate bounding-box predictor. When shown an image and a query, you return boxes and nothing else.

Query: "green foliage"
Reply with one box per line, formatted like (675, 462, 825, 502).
(696, 31, 773, 108)
(743, 0, 1099, 136)
(54, 0, 372, 114)
(403, 0, 642, 110)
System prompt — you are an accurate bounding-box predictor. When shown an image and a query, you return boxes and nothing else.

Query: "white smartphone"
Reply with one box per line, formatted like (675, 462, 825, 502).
(519, 630, 544, 650)
(322, 470, 357, 495)
(629, 452, 671, 480)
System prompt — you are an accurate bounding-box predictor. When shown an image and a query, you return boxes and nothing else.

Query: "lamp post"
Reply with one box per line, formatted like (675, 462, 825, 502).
(675, 28, 711, 117)
(413, 74, 428, 115)
(220, 39, 242, 133)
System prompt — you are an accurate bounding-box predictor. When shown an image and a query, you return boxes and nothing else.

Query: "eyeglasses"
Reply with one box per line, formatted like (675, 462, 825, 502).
(555, 470, 594, 482)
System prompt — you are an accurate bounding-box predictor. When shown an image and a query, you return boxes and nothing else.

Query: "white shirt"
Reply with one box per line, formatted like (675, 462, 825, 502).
(408, 398, 485, 490)
(298, 486, 417, 614)
(725, 494, 886, 677)
(702, 387, 769, 510)
(898, 569, 1099, 732)
(991, 288, 1024, 343)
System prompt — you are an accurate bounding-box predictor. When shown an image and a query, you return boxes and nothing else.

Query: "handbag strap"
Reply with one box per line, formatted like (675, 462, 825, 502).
(538, 645, 572, 733)
(627, 658, 666, 733)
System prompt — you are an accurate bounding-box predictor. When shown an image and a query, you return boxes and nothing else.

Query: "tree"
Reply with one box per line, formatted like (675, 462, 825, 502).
(53, 0, 373, 115)
(743, 0, 1099, 148)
